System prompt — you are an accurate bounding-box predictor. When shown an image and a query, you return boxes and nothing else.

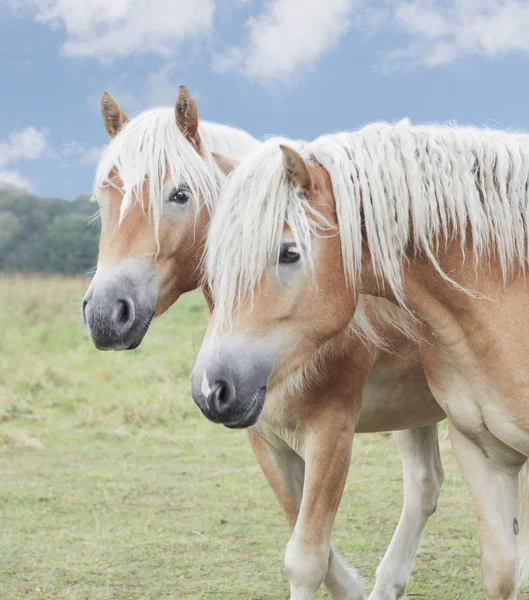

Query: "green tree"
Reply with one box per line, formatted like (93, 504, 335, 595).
(0, 185, 100, 275)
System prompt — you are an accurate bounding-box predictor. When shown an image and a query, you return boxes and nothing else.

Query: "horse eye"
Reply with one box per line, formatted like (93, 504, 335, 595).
(169, 187, 189, 204)
(279, 243, 301, 264)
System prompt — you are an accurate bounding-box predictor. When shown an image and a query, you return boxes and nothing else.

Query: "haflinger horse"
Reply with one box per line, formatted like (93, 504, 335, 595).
(82, 89, 448, 599)
(82, 87, 259, 348)
(192, 125, 529, 600)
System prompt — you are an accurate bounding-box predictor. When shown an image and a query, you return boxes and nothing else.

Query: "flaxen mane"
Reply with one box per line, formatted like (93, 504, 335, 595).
(93, 107, 259, 240)
(207, 121, 529, 336)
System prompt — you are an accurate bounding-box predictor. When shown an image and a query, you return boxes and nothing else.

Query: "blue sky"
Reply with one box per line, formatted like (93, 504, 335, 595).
(2, 0, 529, 199)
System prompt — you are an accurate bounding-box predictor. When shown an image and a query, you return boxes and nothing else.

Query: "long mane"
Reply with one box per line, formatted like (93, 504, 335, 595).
(207, 120, 529, 331)
(93, 107, 260, 238)
(312, 120, 529, 305)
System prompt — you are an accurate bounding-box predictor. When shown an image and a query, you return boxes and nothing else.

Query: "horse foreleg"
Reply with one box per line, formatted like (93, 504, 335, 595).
(247, 428, 363, 600)
(369, 424, 444, 600)
(449, 422, 521, 600)
(246, 429, 305, 531)
(284, 413, 363, 600)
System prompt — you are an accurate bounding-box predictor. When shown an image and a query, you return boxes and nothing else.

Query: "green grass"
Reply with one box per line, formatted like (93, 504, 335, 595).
(0, 275, 522, 599)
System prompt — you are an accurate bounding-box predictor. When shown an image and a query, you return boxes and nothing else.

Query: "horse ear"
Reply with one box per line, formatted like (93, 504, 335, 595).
(212, 153, 239, 176)
(100, 91, 128, 138)
(175, 85, 200, 149)
(280, 145, 311, 192)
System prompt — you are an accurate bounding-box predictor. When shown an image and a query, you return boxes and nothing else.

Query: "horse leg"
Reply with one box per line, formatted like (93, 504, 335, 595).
(246, 429, 304, 532)
(247, 429, 364, 600)
(369, 424, 444, 600)
(283, 415, 362, 600)
(449, 422, 521, 600)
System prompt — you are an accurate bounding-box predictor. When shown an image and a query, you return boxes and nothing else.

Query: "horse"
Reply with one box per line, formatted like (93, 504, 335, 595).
(82, 91, 446, 599)
(82, 87, 259, 350)
(192, 125, 529, 600)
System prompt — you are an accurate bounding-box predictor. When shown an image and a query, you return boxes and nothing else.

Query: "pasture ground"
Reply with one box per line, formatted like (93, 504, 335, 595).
(0, 276, 525, 599)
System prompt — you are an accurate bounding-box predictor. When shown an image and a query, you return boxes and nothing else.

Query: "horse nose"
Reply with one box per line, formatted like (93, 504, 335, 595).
(208, 380, 236, 417)
(82, 294, 136, 347)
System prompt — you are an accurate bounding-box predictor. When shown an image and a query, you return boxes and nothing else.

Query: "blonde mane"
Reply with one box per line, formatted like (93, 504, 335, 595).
(207, 120, 529, 336)
(93, 107, 260, 239)
(206, 137, 313, 329)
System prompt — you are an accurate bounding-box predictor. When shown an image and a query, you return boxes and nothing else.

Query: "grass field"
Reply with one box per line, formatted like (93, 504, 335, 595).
(0, 275, 523, 599)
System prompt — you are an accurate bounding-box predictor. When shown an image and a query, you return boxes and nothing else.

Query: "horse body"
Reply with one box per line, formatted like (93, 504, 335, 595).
(85, 91, 448, 600)
(198, 122, 529, 599)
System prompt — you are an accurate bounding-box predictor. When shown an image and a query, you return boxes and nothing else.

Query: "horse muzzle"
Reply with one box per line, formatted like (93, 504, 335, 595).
(190, 337, 274, 428)
(82, 260, 157, 351)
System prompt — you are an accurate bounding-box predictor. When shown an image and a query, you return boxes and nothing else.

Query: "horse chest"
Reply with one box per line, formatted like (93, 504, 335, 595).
(251, 390, 307, 457)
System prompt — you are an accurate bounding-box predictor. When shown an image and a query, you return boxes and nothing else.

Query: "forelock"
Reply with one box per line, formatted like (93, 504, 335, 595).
(206, 137, 334, 330)
(94, 107, 220, 240)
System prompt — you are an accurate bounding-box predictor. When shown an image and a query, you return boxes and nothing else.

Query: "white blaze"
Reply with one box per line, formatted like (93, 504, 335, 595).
(201, 372, 211, 397)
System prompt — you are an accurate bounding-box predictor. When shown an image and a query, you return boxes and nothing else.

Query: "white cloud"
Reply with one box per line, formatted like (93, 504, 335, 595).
(61, 141, 84, 157)
(214, 0, 357, 81)
(378, 1, 529, 71)
(141, 63, 200, 107)
(62, 141, 105, 165)
(81, 145, 104, 165)
(15, 0, 215, 60)
(0, 170, 33, 190)
(0, 126, 48, 190)
(0, 126, 47, 165)
(146, 65, 180, 107)
(7, 0, 529, 83)
(215, 0, 529, 80)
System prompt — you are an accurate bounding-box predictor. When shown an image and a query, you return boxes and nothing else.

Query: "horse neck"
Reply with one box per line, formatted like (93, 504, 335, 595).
(272, 319, 375, 401)
(360, 236, 525, 347)
(278, 293, 422, 399)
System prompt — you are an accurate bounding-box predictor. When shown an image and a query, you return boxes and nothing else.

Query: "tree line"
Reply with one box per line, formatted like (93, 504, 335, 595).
(0, 185, 100, 275)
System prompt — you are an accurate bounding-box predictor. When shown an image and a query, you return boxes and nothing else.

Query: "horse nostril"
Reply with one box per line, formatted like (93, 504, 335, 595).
(209, 380, 232, 414)
(115, 298, 132, 325)
(81, 299, 89, 325)
(117, 300, 128, 324)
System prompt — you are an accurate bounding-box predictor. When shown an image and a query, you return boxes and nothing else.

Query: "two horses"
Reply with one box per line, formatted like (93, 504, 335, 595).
(83, 87, 528, 599)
